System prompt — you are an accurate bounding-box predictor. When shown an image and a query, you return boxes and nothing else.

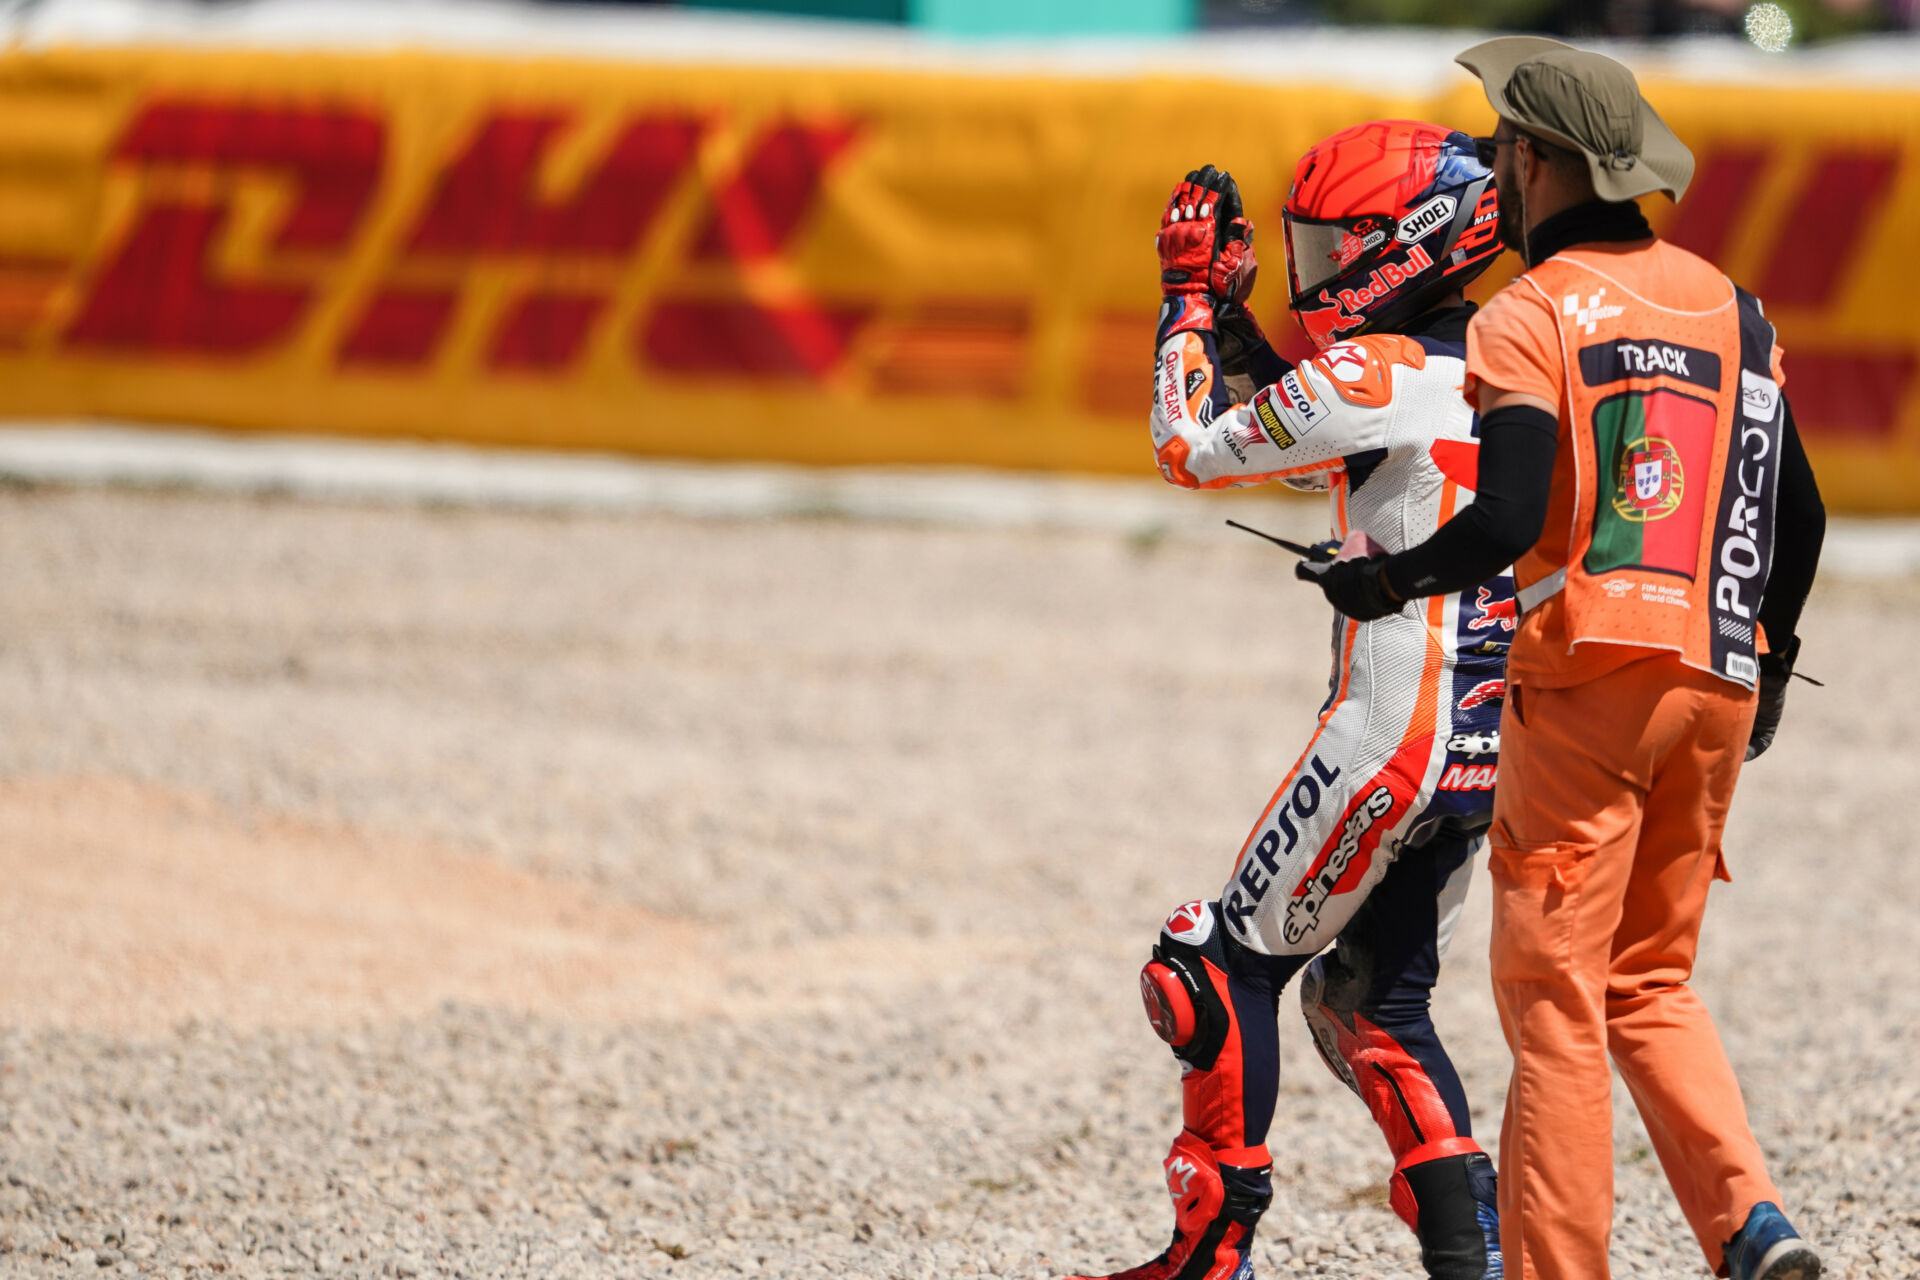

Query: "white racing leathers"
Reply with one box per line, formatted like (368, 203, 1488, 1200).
(1150, 325, 1515, 960)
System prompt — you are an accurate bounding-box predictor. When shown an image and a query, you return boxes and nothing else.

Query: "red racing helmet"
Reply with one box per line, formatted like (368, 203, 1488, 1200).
(1283, 119, 1503, 351)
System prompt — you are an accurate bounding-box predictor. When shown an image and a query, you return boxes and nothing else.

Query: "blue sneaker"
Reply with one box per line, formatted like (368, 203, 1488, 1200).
(1725, 1203, 1821, 1280)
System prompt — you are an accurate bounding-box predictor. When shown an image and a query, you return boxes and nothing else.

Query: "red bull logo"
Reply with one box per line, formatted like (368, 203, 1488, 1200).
(1466, 586, 1517, 633)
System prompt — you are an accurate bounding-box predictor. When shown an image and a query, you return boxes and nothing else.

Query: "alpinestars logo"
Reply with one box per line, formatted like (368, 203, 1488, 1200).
(1283, 786, 1394, 944)
(1564, 288, 1626, 335)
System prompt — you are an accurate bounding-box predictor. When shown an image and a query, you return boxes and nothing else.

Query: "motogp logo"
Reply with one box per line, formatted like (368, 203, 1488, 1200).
(1564, 287, 1626, 336)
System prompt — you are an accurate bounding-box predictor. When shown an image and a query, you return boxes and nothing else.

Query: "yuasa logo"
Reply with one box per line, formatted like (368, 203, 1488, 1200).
(1162, 900, 1215, 945)
(1395, 194, 1456, 243)
(1563, 288, 1625, 335)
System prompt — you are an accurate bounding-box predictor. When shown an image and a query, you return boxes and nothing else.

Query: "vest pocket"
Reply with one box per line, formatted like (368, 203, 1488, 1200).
(1489, 840, 1598, 985)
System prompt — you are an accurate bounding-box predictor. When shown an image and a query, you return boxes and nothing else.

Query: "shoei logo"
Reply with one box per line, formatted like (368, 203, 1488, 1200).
(1162, 900, 1215, 945)
(1335, 217, 1389, 269)
(1563, 288, 1626, 335)
(1395, 194, 1456, 243)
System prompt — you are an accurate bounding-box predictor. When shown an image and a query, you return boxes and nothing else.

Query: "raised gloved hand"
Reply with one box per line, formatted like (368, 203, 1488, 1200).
(1157, 165, 1256, 339)
(1745, 636, 1802, 761)
(1296, 554, 1403, 622)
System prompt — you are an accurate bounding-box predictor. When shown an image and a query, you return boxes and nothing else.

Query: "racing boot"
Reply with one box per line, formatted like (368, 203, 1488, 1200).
(1062, 1130, 1272, 1280)
(1390, 1144, 1503, 1280)
(1302, 951, 1501, 1279)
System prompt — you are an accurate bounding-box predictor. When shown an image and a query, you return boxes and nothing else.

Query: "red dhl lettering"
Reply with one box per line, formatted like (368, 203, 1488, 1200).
(62, 99, 872, 381)
(19, 91, 1919, 440)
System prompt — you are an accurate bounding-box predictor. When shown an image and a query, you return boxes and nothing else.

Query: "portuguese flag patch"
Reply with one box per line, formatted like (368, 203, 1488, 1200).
(1584, 388, 1718, 578)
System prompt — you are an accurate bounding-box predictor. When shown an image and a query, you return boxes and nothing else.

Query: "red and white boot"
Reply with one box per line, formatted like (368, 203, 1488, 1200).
(1063, 1131, 1272, 1280)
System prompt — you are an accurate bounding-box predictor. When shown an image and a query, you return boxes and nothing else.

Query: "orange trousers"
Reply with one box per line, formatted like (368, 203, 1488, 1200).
(1488, 653, 1778, 1280)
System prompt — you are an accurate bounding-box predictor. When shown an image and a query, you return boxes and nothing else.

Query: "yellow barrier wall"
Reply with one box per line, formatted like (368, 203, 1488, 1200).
(0, 49, 1915, 508)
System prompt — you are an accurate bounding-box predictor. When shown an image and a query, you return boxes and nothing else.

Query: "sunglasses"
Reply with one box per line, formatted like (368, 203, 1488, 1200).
(1473, 136, 1519, 167)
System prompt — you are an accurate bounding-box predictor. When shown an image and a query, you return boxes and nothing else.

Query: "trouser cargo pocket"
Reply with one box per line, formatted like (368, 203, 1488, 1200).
(1490, 840, 1597, 986)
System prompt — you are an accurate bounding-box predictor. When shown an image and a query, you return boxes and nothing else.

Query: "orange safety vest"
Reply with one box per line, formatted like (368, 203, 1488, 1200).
(1509, 249, 1785, 690)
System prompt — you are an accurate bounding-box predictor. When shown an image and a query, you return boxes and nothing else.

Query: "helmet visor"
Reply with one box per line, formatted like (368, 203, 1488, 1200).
(1287, 215, 1392, 299)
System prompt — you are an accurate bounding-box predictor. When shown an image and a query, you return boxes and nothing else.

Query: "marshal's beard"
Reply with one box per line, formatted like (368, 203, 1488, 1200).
(1496, 169, 1529, 266)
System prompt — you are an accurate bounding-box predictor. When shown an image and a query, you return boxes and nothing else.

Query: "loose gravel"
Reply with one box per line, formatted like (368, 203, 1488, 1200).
(0, 486, 1914, 1279)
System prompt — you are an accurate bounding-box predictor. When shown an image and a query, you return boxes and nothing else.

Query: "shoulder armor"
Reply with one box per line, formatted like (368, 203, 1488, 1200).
(1304, 334, 1427, 409)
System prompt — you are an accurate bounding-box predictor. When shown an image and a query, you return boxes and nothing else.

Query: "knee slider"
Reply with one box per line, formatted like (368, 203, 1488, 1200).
(1140, 900, 1234, 1071)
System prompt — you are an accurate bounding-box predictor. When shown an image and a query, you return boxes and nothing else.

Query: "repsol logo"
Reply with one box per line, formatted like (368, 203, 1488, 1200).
(1579, 338, 1721, 390)
(1222, 756, 1340, 934)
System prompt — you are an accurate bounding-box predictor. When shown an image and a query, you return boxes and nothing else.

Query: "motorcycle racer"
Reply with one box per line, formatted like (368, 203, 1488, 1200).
(1068, 122, 1513, 1280)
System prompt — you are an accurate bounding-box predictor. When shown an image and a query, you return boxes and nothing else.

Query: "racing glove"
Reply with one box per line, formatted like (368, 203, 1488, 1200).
(1157, 165, 1256, 341)
(1746, 635, 1801, 762)
(1296, 554, 1402, 622)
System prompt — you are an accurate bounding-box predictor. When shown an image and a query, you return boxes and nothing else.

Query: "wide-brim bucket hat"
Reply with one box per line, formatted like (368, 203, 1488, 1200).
(1457, 35, 1694, 202)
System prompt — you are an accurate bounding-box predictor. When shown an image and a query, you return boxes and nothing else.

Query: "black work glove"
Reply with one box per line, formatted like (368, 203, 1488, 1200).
(1745, 635, 1801, 762)
(1296, 555, 1403, 622)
